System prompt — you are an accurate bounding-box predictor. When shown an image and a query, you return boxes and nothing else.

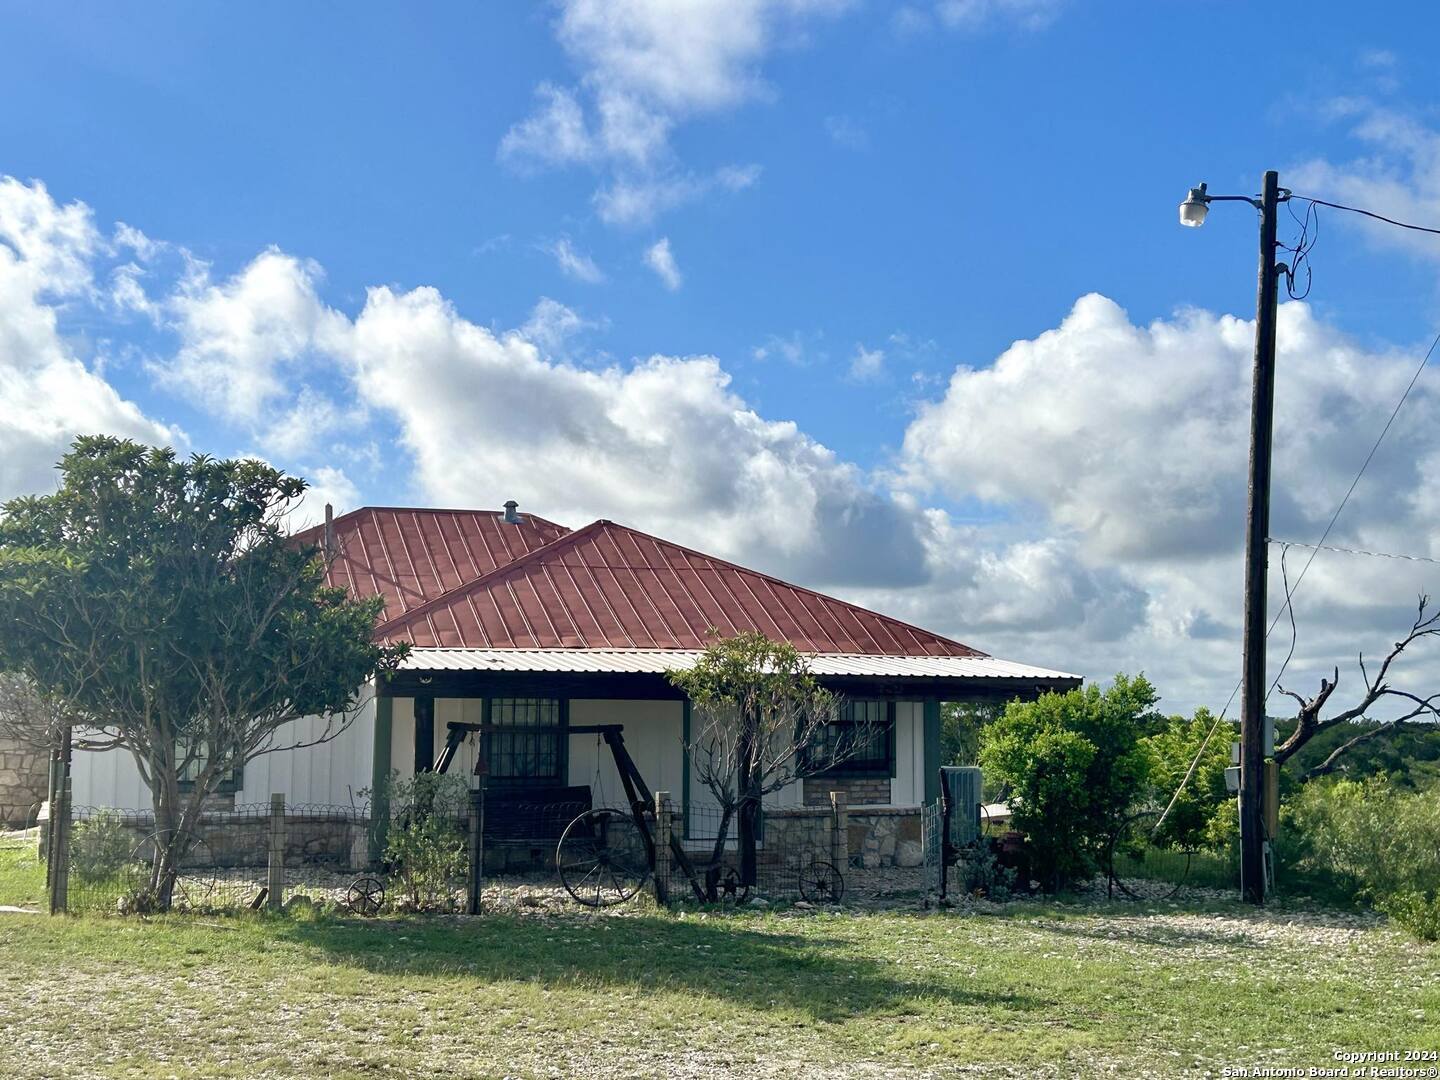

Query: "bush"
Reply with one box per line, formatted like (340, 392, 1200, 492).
(382, 771, 469, 912)
(1280, 777, 1440, 939)
(1141, 709, 1233, 853)
(980, 674, 1160, 890)
(69, 811, 134, 882)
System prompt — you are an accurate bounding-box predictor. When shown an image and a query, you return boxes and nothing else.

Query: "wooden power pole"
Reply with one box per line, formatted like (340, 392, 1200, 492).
(1238, 170, 1283, 904)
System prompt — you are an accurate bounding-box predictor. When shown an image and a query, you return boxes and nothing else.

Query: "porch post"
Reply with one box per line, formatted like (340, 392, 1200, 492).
(368, 694, 393, 865)
(923, 699, 942, 805)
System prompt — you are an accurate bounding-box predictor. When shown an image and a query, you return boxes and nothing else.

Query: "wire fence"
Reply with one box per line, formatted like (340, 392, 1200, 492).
(42, 788, 915, 916)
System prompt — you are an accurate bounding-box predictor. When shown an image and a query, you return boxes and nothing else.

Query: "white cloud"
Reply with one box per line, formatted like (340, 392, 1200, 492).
(543, 236, 606, 283)
(0, 178, 176, 501)
(520, 297, 604, 356)
(848, 343, 885, 381)
(900, 292, 1440, 710)
(1290, 101, 1440, 261)
(642, 237, 682, 290)
(593, 164, 761, 227)
(502, 1, 839, 223)
(157, 248, 347, 423)
(499, 83, 596, 169)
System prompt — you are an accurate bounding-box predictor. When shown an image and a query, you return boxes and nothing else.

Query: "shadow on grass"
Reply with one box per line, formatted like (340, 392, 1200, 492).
(274, 912, 1051, 1023)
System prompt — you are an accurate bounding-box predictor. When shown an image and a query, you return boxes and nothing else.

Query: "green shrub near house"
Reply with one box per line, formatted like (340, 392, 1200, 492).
(980, 674, 1161, 890)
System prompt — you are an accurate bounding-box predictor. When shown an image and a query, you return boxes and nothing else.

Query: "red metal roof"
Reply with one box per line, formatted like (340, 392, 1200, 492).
(373, 519, 984, 657)
(294, 506, 570, 623)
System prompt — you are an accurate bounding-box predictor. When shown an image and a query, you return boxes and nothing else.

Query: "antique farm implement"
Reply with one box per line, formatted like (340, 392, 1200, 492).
(433, 721, 717, 906)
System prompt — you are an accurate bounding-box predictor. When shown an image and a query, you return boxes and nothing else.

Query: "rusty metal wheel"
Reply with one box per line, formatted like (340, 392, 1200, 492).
(717, 864, 750, 904)
(557, 808, 651, 907)
(798, 859, 845, 904)
(345, 875, 386, 916)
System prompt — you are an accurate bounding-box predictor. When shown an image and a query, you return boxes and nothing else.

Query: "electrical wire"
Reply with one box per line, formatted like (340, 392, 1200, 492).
(1154, 324, 1440, 830)
(1296, 196, 1440, 238)
(1266, 538, 1440, 566)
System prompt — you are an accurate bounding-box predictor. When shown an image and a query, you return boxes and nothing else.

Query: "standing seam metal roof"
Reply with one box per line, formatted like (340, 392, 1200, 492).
(293, 506, 570, 622)
(375, 519, 985, 657)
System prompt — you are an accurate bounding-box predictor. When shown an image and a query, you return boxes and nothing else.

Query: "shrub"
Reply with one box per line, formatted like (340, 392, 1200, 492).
(69, 811, 134, 882)
(1280, 777, 1440, 939)
(382, 771, 469, 912)
(1142, 709, 1233, 853)
(980, 674, 1159, 890)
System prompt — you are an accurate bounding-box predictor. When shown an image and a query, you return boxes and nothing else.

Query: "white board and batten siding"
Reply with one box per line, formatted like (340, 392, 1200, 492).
(69, 695, 378, 812)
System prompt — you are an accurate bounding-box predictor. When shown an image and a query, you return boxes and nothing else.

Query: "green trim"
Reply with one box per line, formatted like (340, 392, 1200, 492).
(681, 697, 691, 841)
(369, 695, 393, 864)
(923, 699, 942, 804)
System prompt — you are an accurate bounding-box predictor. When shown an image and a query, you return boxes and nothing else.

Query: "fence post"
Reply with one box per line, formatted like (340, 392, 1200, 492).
(653, 791, 672, 906)
(48, 773, 71, 915)
(830, 790, 848, 871)
(466, 782, 485, 915)
(267, 793, 286, 912)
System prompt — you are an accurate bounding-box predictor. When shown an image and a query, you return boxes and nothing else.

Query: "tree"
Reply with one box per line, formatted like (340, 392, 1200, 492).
(668, 633, 870, 891)
(0, 436, 407, 905)
(1276, 597, 1440, 782)
(1142, 708, 1233, 852)
(979, 674, 1160, 890)
(940, 699, 1004, 768)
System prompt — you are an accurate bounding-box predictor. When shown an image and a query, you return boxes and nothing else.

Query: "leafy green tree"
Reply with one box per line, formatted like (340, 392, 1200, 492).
(1142, 709, 1233, 852)
(0, 437, 406, 905)
(669, 633, 859, 893)
(980, 674, 1160, 889)
(940, 700, 1004, 768)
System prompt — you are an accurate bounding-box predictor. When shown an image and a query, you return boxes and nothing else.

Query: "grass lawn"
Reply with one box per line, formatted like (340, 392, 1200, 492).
(1, 839, 1436, 1078)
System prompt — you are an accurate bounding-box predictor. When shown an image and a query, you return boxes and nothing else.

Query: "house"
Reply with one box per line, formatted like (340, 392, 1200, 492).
(69, 504, 1080, 861)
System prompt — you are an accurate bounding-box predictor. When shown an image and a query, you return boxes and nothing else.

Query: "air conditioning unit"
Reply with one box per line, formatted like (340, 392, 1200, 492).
(940, 766, 983, 846)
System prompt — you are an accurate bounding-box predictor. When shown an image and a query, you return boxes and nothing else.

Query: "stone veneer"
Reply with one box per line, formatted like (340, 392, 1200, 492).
(762, 804, 924, 870)
(0, 736, 48, 827)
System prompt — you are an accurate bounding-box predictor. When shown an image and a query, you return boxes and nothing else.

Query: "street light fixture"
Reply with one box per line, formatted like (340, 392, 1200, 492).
(1178, 184, 1209, 227)
(1179, 170, 1290, 905)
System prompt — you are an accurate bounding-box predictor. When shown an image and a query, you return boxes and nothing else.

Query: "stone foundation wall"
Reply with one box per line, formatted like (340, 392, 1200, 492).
(803, 775, 891, 807)
(848, 808, 924, 869)
(0, 737, 49, 827)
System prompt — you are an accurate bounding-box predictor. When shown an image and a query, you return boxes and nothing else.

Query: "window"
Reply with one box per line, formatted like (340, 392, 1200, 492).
(810, 700, 893, 775)
(484, 698, 564, 783)
(176, 736, 243, 794)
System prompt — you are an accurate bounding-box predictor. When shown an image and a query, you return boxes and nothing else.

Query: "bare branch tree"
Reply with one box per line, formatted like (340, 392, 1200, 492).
(669, 633, 880, 879)
(1276, 596, 1440, 781)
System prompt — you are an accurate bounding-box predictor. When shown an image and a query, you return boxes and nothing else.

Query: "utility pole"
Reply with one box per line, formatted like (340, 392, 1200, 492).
(1237, 170, 1283, 904)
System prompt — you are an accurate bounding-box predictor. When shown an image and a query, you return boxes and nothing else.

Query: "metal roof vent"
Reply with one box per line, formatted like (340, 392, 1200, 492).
(502, 500, 522, 524)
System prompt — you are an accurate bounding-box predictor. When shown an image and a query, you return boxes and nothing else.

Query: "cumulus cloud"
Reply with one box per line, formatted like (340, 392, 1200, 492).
(901, 292, 1440, 710)
(156, 248, 347, 423)
(0, 178, 176, 501)
(643, 237, 682, 290)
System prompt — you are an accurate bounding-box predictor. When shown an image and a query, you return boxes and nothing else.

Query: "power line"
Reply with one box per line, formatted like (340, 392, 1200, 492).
(1267, 538, 1440, 566)
(1260, 323, 1440, 678)
(1296, 196, 1440, 238)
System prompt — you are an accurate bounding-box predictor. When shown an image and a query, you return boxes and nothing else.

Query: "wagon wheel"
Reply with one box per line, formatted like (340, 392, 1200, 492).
(128, 830, 216, 912)
(717, 864, 750, 904)
(556, 808, 651, 907)
(345, 875, 386, 916)
(1106, 809, 1191, 901)
(798, 859, 845, 904)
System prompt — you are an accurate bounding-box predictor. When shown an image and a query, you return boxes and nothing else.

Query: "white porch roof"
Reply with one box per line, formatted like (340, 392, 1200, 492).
(398, 647, 1079, 682)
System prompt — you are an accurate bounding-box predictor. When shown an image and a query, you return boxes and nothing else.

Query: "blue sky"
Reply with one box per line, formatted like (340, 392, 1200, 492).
(5, 1, 1440, 712)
